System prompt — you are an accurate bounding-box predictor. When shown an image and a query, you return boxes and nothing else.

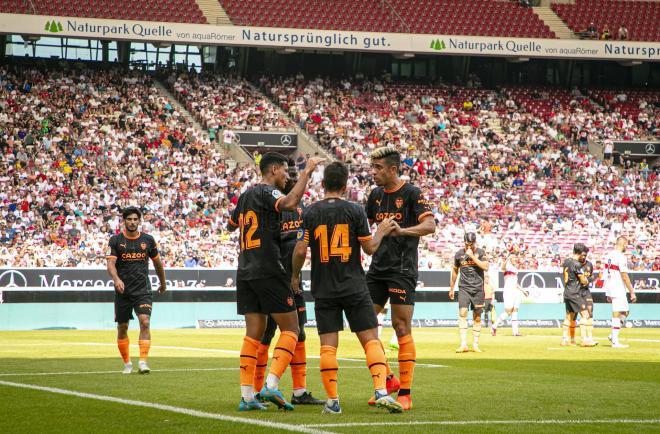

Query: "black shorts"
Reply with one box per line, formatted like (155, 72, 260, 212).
(564, 292, 588, 314)
(458, 289, 485, 311)
(367, 273, 417, 307)
(262, 292, 307, 344)
(237, 276, 296, 315)
(580, 289, 594, 313)
(114, 291, 153, 323)
(315, 290, 378, 335)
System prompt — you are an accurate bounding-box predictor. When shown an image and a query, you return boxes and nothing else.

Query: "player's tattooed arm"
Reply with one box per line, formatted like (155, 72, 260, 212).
(291, 240, 307, 294)
(152, 255, 167, 293)
(391, 215, 435, 237)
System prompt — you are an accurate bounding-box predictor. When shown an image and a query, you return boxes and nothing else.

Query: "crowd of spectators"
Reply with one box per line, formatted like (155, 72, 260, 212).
(0, 63, 658, 273)
(260, 74, 659, 270)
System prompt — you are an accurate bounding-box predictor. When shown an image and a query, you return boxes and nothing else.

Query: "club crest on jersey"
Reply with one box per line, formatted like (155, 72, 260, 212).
(395, 197, 404, 209)
(140, 242, 147, 250)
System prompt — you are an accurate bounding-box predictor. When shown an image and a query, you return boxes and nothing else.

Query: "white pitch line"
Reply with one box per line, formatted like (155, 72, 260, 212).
(0, 366, 371, 378)
(4, 342, 448, 368)
(0, 380, 334, 434)
(521, 335, 660, 344)
(303, 418, 660, 428)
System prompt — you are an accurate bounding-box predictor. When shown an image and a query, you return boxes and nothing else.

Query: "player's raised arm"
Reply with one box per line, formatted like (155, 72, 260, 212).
(466, 247, 489, 271)
(278, 157, 325, 211)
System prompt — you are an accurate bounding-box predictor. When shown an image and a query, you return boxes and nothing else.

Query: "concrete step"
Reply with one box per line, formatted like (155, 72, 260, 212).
(533, 6, 577, 39)
(196, 0, 233, 26)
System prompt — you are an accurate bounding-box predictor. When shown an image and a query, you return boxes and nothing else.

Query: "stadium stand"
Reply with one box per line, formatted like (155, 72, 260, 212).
(552, 0, 660, 42)
(0, 63, 657, 269)
(0, 0, 207, 24)
(218, 0, 556, 38)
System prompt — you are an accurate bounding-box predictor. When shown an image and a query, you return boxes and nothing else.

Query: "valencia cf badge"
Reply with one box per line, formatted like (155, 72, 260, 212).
(395, 197, 404, 209)
(140, 242, 147, 250)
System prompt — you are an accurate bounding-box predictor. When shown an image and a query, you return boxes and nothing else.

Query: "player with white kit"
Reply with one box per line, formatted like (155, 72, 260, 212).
(491, 249, 527, 336)
(600, 236, 637, 348)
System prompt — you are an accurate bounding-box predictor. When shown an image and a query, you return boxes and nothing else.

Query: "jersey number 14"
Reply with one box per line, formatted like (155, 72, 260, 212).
(314, 224, 351, 263)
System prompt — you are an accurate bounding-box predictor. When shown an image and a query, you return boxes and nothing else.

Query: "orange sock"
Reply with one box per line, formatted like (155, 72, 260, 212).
(269, 330, 298, 379)
(240, 336, 260, 387)
(320, 345, 338, 399)
(397, 334, 416, 393)
(379, 341, 394, 377)
(290, 341, 307, 391)
(117, 337, 130, 364)
(570, 320, 577, 341)
(364, 339, 387, 391)
(253, 343, 270, 392)
(138, 340, 150, 362)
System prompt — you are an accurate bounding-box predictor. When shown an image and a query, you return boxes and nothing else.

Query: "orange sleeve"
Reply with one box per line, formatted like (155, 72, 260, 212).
(418, 211, 434, 222)
(274, 197, 283, 212)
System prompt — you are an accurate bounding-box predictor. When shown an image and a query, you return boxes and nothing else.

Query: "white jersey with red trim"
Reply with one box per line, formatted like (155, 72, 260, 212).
(602, 250, 628, 297)
(503, 259, 518, 291)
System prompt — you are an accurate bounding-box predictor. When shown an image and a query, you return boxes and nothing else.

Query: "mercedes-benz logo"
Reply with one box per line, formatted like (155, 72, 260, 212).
(0, 269, 28, 287)
(280, 134, 292, 146)
(519, 272, 546, 289)
(645, 143, 656, 154)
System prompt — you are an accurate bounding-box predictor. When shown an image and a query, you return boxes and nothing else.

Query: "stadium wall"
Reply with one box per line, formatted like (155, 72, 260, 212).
(1, 13, 659, 61)
(1, 269, 658, 330)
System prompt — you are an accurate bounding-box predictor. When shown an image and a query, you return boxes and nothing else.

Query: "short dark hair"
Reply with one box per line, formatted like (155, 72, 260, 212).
(370, 146, 400, 169)
(323, 162, 349, 193)
(259, 152, 288, 173)
(122, 207, 142, 220)
(464, 232, 477, 244)
(573, 243, 589, 254)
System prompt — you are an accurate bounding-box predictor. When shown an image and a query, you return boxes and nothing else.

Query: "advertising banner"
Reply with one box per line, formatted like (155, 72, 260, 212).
(1, 14, 658, 61)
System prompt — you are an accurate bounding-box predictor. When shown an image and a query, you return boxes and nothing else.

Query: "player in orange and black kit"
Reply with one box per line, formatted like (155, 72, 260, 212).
(365, 147, 436, 411)
(291, 161, 403, 414)
(106, 207, 166, 375)
(253, 164, 324, 406)
(227, 152, 324, 412)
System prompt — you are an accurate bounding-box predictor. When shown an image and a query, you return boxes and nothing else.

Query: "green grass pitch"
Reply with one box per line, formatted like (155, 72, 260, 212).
(1, 328, 659, 433)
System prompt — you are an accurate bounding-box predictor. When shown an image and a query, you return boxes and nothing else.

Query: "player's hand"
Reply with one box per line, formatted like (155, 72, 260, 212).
(465, 247, 474, 258)
(303, 157, 325, 176)
(114, 279, 125, 294)
(291, 274, 302, 295)
(448, 289, 455, 301)
(607, 296, 612, 303)
(630, 292, 637, 303)
(389, 220, 405, 237)
(158, 283, 166, 294)
(376, 217, 397, 236)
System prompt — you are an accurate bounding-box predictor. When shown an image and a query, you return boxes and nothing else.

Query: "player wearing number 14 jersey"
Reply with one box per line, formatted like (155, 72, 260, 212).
(291, 161, 402, 414)
(227, 152, 324, 411)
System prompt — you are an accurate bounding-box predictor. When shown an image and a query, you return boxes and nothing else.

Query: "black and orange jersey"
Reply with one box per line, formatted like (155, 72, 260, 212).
(562, 258, 584, 296)
(580, 260, 594, 292)
(280, 206, 303, 277)
(107, 232, 159, 294)
(229, 183, 286, 280)
(299, 198, 372, 299)
(366, 182, 433, 278)
(453, 248, 487, 294)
